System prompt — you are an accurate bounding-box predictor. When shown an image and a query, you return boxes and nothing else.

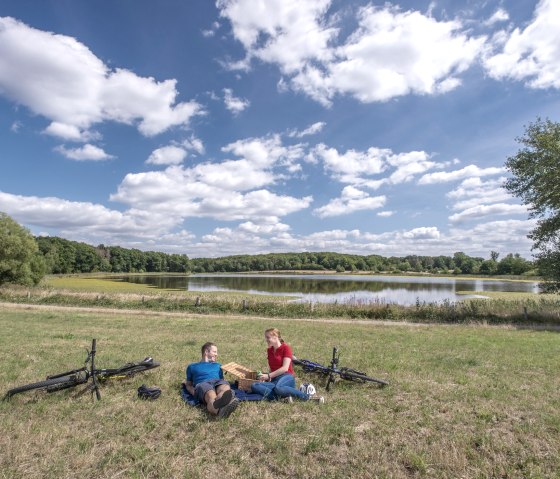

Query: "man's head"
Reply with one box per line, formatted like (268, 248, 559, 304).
(201, 342, 218, 362)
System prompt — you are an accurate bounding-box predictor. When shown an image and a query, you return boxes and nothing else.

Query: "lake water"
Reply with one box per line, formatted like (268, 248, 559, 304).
(112, 274, 539, 306)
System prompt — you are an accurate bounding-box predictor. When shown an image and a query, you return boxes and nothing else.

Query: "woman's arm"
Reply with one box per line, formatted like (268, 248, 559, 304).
(268, 357, 291, 379)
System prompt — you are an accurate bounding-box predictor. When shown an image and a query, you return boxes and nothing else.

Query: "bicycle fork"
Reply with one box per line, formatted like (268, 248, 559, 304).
(326, 347, 339, 391)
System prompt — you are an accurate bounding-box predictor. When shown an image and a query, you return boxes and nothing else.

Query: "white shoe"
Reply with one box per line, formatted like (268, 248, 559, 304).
(308, 395, 325, 404)
(299, 383, 316, 395)
(282, 396, 294, 404)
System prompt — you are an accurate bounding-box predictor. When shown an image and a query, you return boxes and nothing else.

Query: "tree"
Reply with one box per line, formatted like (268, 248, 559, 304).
(0, 212, 45, 286)
(505, 118, 560, 292)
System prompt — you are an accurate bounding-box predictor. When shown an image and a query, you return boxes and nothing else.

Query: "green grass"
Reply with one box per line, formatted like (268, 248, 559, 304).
(1, 308, 559, 478)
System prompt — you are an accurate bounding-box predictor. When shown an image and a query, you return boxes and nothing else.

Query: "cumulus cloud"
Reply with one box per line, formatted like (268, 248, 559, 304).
(223, 88, 250, 114)
(0, 190, 165, 233)
(218, 1, 485, 105)
(0, 17, 203, 137)
(483, 0, 560, 89)
(111, 134, 311, 222)
(54, 144, 114, 161)
(377, 211, 394, 217)
(146, 145, 187, 166)
(43, 122, 100, 142)
(218, 0, 336, 74)
(288, 121, 326, 138)
(483, 8, 509, 27)
(311, 144, 438, 188)
(446, 177, 512, 210)
(449, 203, 528, 223)
(418, 165, 505, 184)
(313, 186, 386, 218)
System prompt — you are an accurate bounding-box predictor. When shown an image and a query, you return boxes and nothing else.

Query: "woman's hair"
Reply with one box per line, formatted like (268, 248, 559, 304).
(265, 327, 285, 344)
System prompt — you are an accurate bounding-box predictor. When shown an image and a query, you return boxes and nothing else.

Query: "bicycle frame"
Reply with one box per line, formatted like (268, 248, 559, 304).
(293, 346, 388, 391)
(5, 339, 159, 401)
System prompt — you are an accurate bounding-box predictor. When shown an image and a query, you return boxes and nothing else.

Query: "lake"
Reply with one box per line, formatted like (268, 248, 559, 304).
(111, 274, 539, 306)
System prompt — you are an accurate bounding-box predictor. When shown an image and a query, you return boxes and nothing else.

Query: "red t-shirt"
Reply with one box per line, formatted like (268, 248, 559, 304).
(267, 343, 295, 375)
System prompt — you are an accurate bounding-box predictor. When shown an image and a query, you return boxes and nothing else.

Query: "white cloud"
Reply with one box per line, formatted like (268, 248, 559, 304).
(0, 190, 165, 233)
(111, 135, 311, 223)
(218, 0, 336, 74)
(0, 17, 203, 136)
(446, 177, 512, 210)
(146, 145, 187, 166)
(219, 1, 485, 105)
(313, 186, 386, 218)
(223, 88, 250, 114)
(418, 164, 505, 184)
(377, 211, 394, 217)
(288, 121, 326, 138)
(483, 0, 560, 89)
(311, 144, 438, 188)
(483, 8, 509, 27)
(182, 136, 205, 155)
(402, 227, 440, 240)
(449, 203, 528, 223)
(238, 220, 291, 234)
(43, 122, 99, 142)
(54, 144, 114, 161)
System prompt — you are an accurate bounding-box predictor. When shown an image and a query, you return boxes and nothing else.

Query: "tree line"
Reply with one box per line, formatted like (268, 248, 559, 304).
(35, 236, 190, 274)
(190, 251, 533, 275)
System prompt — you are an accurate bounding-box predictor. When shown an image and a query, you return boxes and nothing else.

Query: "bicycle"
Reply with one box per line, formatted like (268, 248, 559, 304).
(293, 347, 388, 391)
(3, 339, 160, 400)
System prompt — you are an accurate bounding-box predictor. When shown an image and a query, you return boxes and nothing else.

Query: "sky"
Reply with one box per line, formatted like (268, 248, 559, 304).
(1, 0, 559, 259)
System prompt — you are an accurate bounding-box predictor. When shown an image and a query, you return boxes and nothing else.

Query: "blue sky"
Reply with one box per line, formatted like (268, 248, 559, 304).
(1, 0, 559, 259)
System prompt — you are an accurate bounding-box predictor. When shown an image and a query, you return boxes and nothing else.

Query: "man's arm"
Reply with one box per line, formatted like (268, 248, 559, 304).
(185, 380, 196, 396)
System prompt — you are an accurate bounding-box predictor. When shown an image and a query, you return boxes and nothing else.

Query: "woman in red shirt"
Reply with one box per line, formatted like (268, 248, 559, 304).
(251, 328, 324, 403)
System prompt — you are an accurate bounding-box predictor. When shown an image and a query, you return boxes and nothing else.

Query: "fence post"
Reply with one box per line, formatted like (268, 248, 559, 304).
(242, 299, 248, 311)
(195, 296, 201, 307)
(523, 306, 528, 321)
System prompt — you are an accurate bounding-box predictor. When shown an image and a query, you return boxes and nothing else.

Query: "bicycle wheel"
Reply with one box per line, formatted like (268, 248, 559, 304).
(4, 375, 80, 399)
(338, 367, 389, 386)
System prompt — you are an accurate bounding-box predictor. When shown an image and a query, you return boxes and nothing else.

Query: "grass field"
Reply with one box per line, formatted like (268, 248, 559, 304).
(1, 307, 559, 478)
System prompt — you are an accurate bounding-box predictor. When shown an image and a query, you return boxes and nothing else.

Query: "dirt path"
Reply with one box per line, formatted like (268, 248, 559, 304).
(3, 301, 555, 330)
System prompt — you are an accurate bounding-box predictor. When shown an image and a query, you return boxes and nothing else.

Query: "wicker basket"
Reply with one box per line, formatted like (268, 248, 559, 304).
(221, 362, 258, 391)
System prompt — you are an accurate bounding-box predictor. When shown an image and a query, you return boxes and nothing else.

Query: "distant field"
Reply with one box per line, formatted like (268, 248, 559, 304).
(1, 308, 559, 478)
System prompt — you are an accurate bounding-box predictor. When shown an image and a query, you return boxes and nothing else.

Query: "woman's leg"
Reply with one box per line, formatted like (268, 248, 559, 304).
(273, 374, 309, 401)
(251, 381, 277, 400)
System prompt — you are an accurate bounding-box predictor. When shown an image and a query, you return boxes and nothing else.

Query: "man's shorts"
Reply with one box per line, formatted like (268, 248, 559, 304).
(194, 378, 230, 403)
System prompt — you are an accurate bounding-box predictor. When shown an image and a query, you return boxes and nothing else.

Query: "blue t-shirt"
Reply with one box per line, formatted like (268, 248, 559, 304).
(186, 361, 223, 386)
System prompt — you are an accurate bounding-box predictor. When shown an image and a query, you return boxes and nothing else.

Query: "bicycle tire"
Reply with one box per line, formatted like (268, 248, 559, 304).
(338, 367, 389, 386)
(4, 375, 80, 399)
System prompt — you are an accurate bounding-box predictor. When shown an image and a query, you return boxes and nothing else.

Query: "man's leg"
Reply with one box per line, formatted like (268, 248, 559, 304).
(203, 388, 219, 415)
(213, 384, 234, 409)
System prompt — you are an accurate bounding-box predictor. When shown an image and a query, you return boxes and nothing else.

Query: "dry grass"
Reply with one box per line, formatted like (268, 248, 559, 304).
(1, 307, 559, 479)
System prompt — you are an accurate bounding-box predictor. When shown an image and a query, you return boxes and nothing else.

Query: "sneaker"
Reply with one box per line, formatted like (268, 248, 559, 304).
(213, 389, 234, 409)
(308, 395, 325, 404)
(218, 397, 240, 418)
(281, 396, 294, 404)
(299, 383, 316, 395)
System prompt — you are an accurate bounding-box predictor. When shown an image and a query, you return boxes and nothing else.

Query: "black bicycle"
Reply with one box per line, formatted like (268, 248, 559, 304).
(4, 339, 160, 400)
(293, 347, 388, 391)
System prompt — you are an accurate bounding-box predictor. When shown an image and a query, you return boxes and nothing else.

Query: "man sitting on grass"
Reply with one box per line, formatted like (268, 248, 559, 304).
(185, 342, 239, 418)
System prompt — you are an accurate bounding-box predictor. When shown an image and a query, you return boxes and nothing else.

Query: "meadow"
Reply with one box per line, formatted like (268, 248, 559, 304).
(1, 306, 559, 479)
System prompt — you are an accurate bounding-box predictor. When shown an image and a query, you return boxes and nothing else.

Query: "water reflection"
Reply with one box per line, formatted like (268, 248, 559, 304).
(111, 274, 539, 306)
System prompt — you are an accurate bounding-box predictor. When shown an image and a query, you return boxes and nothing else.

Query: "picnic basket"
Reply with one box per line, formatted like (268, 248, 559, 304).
(221, 362, 258, 391)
